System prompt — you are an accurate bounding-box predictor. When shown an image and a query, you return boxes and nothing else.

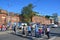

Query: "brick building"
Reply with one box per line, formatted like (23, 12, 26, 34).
(0, 14, 7, 25)
(0, 9, 7, 25)
(32, 16, 54, 25)
(0, 9, 54, 25)
(6, 12, 20, 24)
(0, 9, 20, 25)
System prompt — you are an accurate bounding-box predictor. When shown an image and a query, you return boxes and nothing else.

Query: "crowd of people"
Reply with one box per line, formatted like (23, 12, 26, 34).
(12, 23, 50, 39)
(0, 23, 50, 39)
(0, 24, 7, 31)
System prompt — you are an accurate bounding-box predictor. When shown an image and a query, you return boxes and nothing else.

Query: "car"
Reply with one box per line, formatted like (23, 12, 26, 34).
(50, 24, 58, 28)
(54, 24, 58, 28)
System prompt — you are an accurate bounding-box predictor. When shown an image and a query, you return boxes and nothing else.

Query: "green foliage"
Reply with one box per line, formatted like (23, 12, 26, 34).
(21, 3, 37, 23)
(45, 15, 51, 19)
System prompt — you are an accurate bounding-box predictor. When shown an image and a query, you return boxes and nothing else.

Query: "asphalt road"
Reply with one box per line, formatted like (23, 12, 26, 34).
(0, 27, 60, 40)
(50, 27, 60, 37)
(49, 27, 60, 40)
(0, 33, 29, 40)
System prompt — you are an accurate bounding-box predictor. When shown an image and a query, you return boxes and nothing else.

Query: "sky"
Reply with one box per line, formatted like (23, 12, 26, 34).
(0, 0, 60, 16)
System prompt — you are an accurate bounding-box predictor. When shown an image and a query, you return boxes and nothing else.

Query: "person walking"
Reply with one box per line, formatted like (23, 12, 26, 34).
(13, 22, 17, 34)
(35, 24, 39, 37)
(2, 24, 6, 31)
(27, 24, 32, 36)
(42, 24, 46, 36)
(38, 28, 42, 37)
(0, 24, 2, 31)
(45, 25, 50, 39)
(22, 25, 26, 35)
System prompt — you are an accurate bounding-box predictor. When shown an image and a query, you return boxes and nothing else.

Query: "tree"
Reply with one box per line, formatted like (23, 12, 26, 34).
(52, 13, 58, 24)
(21, 3, 37, 23)
(45, 15, 51, 19)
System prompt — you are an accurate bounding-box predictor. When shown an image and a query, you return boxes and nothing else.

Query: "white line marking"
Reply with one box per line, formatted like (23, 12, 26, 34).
(48, 36, 56, 40)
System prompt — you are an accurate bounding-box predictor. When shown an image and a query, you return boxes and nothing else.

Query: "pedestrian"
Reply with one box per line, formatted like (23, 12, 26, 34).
(13, 22, 17, 34)
(42, 24, 45, 35)
(27, 24, 32, 36)
(45, 25, 50, 39)
(13, 25, 16, 33)
(35, 24, 39, 37)
(22, 25, 25, 35)
(38, 28, 42, 37)
(2, 24, 6, 31)
(0, 24, 2, 31)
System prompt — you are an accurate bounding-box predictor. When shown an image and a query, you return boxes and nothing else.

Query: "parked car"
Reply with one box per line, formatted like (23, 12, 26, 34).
(54, 24, 58, 28)
(50, 24, 58, 28)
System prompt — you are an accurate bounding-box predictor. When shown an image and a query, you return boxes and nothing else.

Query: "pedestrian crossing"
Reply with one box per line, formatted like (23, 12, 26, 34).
(5, 30, 57, 40)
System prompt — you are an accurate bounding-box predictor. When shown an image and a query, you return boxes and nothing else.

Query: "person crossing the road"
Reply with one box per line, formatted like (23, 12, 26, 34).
(35, 24, 39, 37)
(45, 25, 50, 39)
(27, 24, 32, 36)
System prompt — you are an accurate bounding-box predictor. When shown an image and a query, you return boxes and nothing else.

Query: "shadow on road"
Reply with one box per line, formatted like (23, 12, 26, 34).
(10, 32, 33, 40)
(50, 32, 60, 37)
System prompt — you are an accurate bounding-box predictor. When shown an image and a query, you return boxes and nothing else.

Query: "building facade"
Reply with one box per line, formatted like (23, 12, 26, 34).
(0, 9, 54, 25)
(57, 16, 60, 25)
(0, 9, 7, 25)
(0, 14, 7, 25)
(0, 9, 20, 25)
(32, 16, 54, 25)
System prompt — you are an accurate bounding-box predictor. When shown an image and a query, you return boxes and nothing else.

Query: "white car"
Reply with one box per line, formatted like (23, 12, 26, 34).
(54, 24, 58, 27)
(50, 24, 58, 28)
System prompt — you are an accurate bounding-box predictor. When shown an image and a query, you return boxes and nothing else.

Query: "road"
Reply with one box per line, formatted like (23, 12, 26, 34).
(49, 27, 60, 40)
(0, 27, 60, 40)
